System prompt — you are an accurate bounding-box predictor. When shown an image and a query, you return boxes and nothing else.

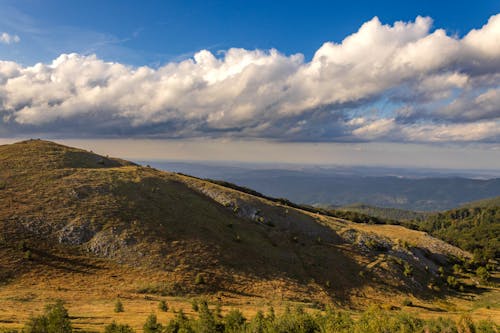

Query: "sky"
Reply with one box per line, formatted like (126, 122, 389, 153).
(0, 0, 499, 170)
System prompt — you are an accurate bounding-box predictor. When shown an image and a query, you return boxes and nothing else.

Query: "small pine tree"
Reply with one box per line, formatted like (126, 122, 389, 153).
(403, 263, 413, 277)
(165, 310, 191, 333)
(104, 321, 135, 333)
(143, 313, 163, 333)
(24, 250, 33, 260)
(158, 300, 168, 312)
(195, 273, 205, 285)
(224, 309, 246, 333)
(24, 300, 72, 333)
(191, 299, 199, 312)
(114, 299, 124, 313)
(476, 266, 490, 282)
(195, 301, 217, 333)
(45, 300, 72, 333)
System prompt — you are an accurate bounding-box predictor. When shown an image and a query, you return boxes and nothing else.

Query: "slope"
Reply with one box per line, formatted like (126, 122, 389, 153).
(0, 140, 494, 330)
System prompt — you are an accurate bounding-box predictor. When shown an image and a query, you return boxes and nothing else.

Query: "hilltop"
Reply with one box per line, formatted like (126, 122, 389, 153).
(0, 140, 497, 331)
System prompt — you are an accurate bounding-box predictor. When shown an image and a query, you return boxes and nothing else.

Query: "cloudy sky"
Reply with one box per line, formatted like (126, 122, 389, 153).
(0, 1, 499, 169)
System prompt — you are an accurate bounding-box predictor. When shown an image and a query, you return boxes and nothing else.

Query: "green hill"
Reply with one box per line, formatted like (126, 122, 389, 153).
(337, 203, 431, 222)
(415, 197, 500, 262)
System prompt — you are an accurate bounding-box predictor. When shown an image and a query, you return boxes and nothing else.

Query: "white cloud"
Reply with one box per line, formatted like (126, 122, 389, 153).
(0, 14, 499, 143)
(0, 32, 20, 44)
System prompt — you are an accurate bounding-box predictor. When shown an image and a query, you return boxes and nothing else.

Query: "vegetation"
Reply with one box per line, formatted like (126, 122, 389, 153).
(0, 140, 498, 331)
(114, 300, 124, 313)
(104, 321, 135, 333)
(158, 300, 169, 312)
(23, 300, 72, 333)
(339, 196, 500, 263)
(338, 203, 430, 222)
(12, 302, 499, 333)
(414, 200, 500, 262)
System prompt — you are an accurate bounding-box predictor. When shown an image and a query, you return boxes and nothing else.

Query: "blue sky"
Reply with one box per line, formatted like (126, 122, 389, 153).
(1, 0, 499, 65)
(0, 1, 499, 169)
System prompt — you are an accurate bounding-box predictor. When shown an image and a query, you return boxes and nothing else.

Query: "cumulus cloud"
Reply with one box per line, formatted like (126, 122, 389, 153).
(0, 14, 499, 143)
(0, 32, 20, 44)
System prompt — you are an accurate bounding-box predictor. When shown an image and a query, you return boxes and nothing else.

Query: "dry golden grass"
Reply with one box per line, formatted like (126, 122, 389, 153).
(0, 140, 498, 331)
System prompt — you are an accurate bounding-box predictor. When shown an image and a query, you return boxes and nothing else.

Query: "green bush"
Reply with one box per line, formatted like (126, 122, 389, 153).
(158, 300, 168, 312)
(195, 273, 205, 285)
(143, 314, 163, 333)
(191, 299, 199, 312)
(193, 301, 217, 333)
(164, 310, 193, 333)
(23, 300, 72, 333)
(224, 309, 246, 333)
(114, 299, 124, 313)
(476, 266, 490, 282)
(104, 321, 135, 333)
(403, 263, 413, 277)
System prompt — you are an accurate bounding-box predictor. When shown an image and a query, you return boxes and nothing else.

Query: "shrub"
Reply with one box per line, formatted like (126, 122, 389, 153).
(476, 266, 490, 282)
(191, 299, 199, 312)
(195, 273, 205, 285)
(24, 315, 49, 333)
(104, 321, 135, 333)
(247, 310, 266, 333)
(453, 264, 463, 274)
(317, 308, 354, 333)
(194, 301, 217, 333)
(457, 314, 475, 333)
(224, 309, 246, 333)
(447, 276, 459, 289)
(158, 300, 168, 312)
(136, 281, 183, 296)
(17, 240, 27, 252)
(422, 317, 458, 333)
(403, 263, 413, 277)
(24, 250, 33, 260)
(143, 314, 163, 333)
(23, 300, 72, 333)
(475, 319, 498, 333)
(114, 299, 124, 313)
(165, 310, 193, 333)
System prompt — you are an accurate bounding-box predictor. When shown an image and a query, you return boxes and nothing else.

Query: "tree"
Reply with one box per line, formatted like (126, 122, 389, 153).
(158, 300, 169, 312)
(224, 309, 246, 333)
(114, 299, 124, 313)
(23, 300, 72, 333)
(143, 313, 163, 333)
(194, 301, 217, 333)
(45, 300, 72, 333)
(104, 321, 135, 333)
(476, 266, 490, 282)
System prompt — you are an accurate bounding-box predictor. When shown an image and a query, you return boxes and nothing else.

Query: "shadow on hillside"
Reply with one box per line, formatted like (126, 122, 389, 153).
(410, 304, 447, 312)
(29, 248, 101, 274)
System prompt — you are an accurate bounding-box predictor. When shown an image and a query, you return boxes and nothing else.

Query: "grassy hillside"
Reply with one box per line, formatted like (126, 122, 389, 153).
(415, 197, 500, 262)
(336, 198, 499, 262)
(0, 140, 497, 330)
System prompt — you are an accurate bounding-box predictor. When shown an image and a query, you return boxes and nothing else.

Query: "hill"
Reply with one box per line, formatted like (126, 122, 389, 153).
(414, 197, 500, 262)
(336, 203, 431, 222)
(0, 140, 497, 330)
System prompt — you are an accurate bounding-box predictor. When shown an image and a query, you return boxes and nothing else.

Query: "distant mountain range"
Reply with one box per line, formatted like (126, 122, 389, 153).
(144, 161, 500, 212)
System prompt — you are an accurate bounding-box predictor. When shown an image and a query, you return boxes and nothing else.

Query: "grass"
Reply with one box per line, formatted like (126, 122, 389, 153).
(0, 139, 497, 330)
